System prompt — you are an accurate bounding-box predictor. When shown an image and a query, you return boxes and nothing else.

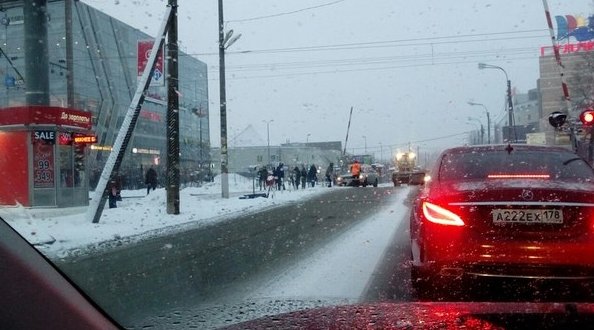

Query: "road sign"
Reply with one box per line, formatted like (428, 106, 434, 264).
(137, 40, 164, 86)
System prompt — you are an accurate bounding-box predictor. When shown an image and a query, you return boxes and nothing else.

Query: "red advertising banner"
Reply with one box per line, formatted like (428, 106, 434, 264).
(137, 40, 165, 86)
(33, 141, 55, 188)
(0, 106, 92, 130)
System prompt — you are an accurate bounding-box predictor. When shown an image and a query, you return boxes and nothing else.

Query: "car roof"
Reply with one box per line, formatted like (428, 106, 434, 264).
(442, 144, 575, 155)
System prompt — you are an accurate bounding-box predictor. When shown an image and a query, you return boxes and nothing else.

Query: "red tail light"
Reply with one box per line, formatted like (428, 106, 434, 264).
(422, 202, 465, 226)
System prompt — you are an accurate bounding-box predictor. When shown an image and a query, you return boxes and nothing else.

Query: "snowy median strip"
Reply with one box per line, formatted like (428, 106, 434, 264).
(2, 174, 332, 259)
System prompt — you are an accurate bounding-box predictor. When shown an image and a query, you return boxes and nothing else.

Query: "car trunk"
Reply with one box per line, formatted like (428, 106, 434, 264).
(432, 179, 594, 241)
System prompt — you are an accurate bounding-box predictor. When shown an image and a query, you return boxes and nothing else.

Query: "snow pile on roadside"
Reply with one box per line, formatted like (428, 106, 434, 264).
(1, 173, 331, 259)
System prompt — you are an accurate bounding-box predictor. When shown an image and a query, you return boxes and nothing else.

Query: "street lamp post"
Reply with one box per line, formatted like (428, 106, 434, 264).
(468, 101, 491, 144)
(478, 62, 515, 142)
(362, 135, 367, 154)
(263, 120, 273, 165)
(468, 117, 484, 144)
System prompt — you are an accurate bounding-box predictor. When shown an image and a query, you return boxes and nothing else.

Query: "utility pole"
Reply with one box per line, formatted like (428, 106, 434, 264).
(166, 0, 180, 214)
(342, 106, 353, 156)
(65, 0, 74, 107)
(218, 0, 229, 198)
(506, 79, 515, 142)
(24, 0, 49, 105)
(263, 119, 273, 165)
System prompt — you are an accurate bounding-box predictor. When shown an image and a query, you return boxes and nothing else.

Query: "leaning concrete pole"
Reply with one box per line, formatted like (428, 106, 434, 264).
(542, 0, 577, 150)
(87, 5, 173, 223)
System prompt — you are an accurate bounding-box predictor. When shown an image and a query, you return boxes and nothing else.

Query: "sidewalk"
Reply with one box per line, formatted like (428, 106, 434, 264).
(1, 174, 334, 259)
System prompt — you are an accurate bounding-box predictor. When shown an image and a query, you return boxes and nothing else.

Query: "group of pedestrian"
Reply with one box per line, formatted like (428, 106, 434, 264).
(290, 164, 320, 189)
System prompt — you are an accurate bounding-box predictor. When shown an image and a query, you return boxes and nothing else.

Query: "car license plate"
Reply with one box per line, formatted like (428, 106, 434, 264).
(492, 209, 563, 224)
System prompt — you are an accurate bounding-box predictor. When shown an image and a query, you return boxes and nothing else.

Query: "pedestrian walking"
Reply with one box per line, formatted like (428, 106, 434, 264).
(325, 162, 334, 187)
(308, 164, 317, 187)
(301, 166, 307, 189)
(294, 166, 301, 189)
(258, 166, 268, 191)
(108, 179, 118, 208)
(145, 166, 158, 195)
(275, 163, 286, 190)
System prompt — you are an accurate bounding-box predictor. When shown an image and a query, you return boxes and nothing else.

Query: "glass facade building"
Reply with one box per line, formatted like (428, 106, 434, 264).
(0, 1, 209, 190)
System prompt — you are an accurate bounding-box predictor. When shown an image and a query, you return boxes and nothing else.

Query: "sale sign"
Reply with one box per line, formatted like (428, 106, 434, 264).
(33, 141, 55, 188)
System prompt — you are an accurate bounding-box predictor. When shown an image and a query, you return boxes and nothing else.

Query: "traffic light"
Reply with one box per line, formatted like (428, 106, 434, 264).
(580, 109, 594, 126)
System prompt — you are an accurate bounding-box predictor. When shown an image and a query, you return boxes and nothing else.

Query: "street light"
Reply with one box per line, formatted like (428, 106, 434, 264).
(379, 142, 383, 162)
(468, 101, 491, 144)
(467, 117, 484, 144)
(218, 0, 242, 199)
(362, 135, 367, 154)
(478, 62, 515, 142)
(263, 120, 274, 165)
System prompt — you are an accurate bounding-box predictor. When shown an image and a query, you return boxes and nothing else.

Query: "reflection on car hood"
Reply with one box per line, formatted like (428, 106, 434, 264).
(223, 301, 594, 329)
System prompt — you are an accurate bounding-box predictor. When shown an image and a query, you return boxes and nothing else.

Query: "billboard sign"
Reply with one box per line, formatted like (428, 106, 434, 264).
(556, 15, 594, 42)
(137, 40, 165, 86)
(540, 40, 594, 56)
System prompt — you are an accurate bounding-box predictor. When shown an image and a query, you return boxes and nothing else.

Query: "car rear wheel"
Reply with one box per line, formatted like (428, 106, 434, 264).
(373, 178, 378, 187)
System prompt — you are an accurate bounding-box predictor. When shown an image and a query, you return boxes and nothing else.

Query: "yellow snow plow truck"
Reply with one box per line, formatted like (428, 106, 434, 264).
(391, 151, 425, 186)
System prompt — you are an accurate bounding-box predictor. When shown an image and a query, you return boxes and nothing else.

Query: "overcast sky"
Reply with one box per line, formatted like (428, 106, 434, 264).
(81, 0, 591, 157)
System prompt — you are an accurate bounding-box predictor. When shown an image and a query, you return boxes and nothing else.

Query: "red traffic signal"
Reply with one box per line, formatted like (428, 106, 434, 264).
(580, 109, 594, 126)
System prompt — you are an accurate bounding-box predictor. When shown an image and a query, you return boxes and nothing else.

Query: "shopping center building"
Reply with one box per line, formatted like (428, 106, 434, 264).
(0, 0, 209, 206)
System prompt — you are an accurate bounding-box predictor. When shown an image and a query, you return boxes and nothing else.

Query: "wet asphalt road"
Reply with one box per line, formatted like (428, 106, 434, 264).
(54, 183, 594, 328)
(56, 185, 408, 324)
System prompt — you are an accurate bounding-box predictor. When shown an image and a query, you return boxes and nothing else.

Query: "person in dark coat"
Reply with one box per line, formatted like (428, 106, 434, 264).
(108, 179, 118, 208)
(145, 166, 158, 195)
(308, 164, 317, 187)
(294, 166, 301, 189)
(325, 162, 334, 187)
(301, 166, 307, 189)
(258, 166, 268, 191)
(275, 163, 286, 190)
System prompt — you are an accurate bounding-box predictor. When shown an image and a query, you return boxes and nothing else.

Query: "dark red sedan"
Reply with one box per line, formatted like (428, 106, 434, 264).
(410, 144, 594, 295)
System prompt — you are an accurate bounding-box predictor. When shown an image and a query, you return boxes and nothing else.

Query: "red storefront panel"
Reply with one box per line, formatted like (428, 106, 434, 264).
(0, 131, 29, 205)
(0, 106, 92, 129)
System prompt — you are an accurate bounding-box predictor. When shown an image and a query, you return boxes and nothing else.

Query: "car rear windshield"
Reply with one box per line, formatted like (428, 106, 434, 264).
(439, 149, 594, 181)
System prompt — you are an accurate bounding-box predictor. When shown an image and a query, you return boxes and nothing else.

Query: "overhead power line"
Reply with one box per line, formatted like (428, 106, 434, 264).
(222, 29, 549, 56)
(227, 0, 346, 23)
(349, 131, 474, 152)
(205, 55, 538, 81)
